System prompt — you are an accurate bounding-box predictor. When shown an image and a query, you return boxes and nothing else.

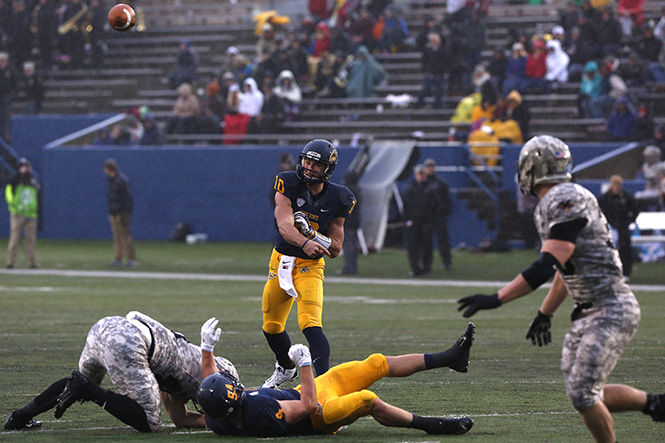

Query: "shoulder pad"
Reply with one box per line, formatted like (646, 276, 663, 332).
(542, 183, 594, 226)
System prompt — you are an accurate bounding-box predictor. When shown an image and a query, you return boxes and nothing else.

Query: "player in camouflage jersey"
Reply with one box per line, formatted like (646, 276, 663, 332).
(4, 312, 239, 432)
(457, 135, 664, 442)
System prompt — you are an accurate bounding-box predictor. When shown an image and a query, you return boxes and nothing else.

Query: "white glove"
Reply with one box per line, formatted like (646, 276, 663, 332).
(288, 344, 312, 367)
(200, 317, 221, 353)
(293, 211, 313, 237)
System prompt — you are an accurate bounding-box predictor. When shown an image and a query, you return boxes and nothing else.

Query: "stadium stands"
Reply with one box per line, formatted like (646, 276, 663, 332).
(8, 0, 665, 146)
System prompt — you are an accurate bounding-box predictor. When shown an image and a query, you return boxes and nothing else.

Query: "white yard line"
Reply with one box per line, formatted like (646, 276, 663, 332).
(1, 269, 664, 292)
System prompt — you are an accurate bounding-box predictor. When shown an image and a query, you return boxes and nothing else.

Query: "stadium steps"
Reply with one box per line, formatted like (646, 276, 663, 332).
(13, 0, 665, 145)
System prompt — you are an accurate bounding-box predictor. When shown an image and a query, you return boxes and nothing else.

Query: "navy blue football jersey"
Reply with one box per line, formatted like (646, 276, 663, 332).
(206, 388, 314, 437)
(273, 171, 356, 259)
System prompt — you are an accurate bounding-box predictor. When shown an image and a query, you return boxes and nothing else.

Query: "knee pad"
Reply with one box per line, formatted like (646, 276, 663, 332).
(357, 389, 379, 408)
(321, 390, 379, 426)
(262, 321, 285, 335)
(364, 354, 389, 374)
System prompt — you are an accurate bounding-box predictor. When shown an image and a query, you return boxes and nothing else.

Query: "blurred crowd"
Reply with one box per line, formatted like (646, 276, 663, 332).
(0, 0, 110, 71)
(0, 0, 110, 141)
(442, 0, 665, 152)
(161, 1, 416, 142)
(2, 0, 665, 149)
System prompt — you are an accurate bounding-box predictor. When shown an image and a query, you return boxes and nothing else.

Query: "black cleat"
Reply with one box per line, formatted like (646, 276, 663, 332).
(646, 393, 665, 422)
(448, 322, 475, 373)
(4, 411, 41, 431)
(426, 416, 474, 435)
(54, 370, 90, 419)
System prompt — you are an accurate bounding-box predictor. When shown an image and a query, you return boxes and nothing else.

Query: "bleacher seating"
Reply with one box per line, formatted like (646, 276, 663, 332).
(9, 0, 665, 146)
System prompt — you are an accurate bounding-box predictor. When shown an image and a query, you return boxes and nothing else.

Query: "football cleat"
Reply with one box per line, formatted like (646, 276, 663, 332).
(426, 416, 474, 435)
(4, 411, 41, 431)
(448, 322, 475, 373)
(646, 393, 665, 422)
(54, 370, 91, 419)
(261, 362, 297, 389)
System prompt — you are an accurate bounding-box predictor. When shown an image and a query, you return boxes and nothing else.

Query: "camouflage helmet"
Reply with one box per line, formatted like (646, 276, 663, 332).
(518, 135, 572, 195)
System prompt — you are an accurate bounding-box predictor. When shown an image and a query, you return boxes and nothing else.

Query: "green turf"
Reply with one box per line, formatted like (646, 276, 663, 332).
(1, 240, 663, 441)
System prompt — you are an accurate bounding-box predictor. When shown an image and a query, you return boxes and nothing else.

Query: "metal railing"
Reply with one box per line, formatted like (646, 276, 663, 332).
(0, 136, 21, 178)
(427, 141, 503, 234)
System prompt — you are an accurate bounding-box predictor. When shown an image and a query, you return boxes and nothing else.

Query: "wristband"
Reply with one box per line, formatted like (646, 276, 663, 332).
(201, 344, 214, 353)
(300, 361, 312, 367)
(301, 238, 311, 249)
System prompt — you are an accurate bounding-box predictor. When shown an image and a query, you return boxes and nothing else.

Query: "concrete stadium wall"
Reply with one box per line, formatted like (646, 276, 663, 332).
(37, 145, 355, 241)
(29, 144, 487, 245)
(3, 114, 632, 246)
(2, 138, 492, 246)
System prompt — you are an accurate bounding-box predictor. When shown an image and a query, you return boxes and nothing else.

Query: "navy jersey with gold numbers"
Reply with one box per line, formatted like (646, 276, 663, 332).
(273, 171, 356, 259)
(206, 388, 315, 437)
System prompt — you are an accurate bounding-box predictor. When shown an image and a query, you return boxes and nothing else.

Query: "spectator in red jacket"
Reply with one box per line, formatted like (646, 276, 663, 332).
(618, 0, 644, 36)
(313, 22, 331, 57)
(519, 40, 547, 93)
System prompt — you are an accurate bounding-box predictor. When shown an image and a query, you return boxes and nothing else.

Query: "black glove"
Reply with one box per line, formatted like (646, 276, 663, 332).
(457, 293, 501, 318)
(526, 311, 552, 347)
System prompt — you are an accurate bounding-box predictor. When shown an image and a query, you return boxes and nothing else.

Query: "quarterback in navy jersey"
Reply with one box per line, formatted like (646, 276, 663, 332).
(198, 318, 475, 438)
(261, 139, 356, 389)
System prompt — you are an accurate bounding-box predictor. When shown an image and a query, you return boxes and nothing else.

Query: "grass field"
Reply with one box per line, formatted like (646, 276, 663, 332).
(1, 240, 663, 442)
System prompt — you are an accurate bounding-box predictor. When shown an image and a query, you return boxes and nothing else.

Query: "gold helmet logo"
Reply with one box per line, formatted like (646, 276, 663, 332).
(329, 149, 338, 164)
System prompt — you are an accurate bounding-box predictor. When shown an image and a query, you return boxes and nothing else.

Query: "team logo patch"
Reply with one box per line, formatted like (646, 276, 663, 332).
(329, 149, 338, 164)
(554, 149, 567, 159)
(268, 272, 277, 279)
(296, 198, 305, 207)
(300, 267, 309, 273)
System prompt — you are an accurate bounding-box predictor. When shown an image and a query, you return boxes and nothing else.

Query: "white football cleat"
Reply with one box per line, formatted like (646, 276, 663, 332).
(261, 362, 297, 388)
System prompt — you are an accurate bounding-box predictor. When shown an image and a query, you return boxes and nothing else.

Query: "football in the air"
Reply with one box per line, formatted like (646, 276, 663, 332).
(108, 3, 136, 32)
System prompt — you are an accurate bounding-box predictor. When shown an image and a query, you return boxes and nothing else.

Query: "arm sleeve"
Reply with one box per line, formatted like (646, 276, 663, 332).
(548, 218, 588, 244)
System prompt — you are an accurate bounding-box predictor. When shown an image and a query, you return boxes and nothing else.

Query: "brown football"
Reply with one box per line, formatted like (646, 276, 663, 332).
(108, 3, 136, 32)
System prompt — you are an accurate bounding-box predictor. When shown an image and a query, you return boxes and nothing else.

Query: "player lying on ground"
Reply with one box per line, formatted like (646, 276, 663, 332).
(4, 312, 240, 432)
(196, 318, 475, 437)
(457, 135, 665, 443)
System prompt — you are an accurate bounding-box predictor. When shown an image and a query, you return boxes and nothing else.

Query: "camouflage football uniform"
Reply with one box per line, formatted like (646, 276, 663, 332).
(78, 312, 239, 431)
(534, 182, 640, 411)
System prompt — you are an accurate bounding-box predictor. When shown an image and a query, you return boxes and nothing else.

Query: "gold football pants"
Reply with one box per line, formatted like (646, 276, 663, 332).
(298, 353, 390, 434)
(262, 249, 325, 333)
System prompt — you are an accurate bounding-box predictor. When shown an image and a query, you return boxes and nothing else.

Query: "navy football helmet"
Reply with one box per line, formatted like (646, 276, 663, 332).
(296, 139, 338, 184)
(197, 371, 244, 419)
